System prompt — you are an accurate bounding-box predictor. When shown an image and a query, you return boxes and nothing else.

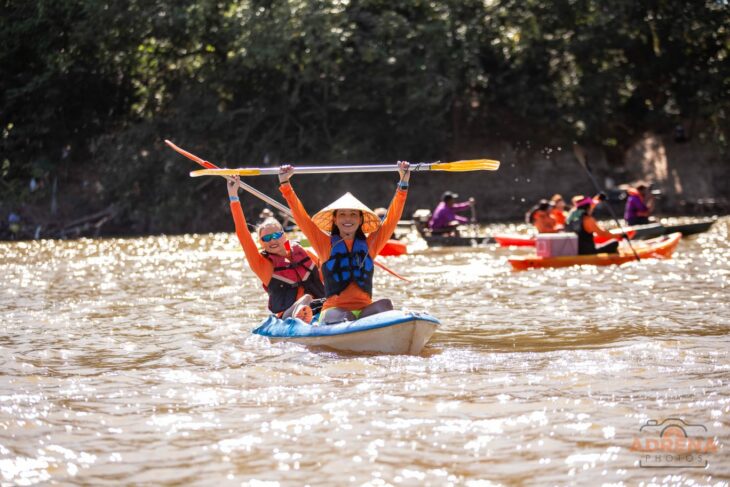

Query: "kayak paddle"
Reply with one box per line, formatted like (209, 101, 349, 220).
(165, 139, 411, 281)
(189, 159, 500, 178)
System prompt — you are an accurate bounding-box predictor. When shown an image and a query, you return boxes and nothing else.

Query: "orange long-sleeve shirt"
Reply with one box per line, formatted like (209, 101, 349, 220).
(280, 183, 407, 312)
(228, 201, 317, 302)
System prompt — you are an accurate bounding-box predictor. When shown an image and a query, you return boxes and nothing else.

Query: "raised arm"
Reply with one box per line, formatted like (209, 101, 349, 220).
(452, 200, 473, 212)
(227, 177, 273, 283)
(278, 166, 331, 259)
(368, 161, 410, 256)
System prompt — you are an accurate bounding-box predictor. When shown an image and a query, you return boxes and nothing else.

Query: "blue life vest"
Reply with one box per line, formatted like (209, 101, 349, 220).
(322, 236, 374, 297)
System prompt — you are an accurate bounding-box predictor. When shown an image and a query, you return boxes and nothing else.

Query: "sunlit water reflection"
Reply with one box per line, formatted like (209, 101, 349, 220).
(1, 218, 728, 485)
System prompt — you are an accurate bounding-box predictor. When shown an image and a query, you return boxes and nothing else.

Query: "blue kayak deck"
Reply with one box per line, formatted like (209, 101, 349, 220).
(252, 310, 440, 339)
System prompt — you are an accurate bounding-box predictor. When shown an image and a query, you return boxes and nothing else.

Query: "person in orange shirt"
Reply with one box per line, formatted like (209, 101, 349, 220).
(278, 161, 411, 325)
(526, 199, 559, 233)
(226, 176, 325, 321)
(550, 194, 567, 228)
(566, 195, 620, 254)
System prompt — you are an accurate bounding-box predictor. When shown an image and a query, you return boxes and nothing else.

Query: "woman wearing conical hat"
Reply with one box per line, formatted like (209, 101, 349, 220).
(278, 161, 411, 324)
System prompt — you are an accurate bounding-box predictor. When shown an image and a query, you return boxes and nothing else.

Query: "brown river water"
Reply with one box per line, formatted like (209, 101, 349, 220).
(1, 217, 728, 486)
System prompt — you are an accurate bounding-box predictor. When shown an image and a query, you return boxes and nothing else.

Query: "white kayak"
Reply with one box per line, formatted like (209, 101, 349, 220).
(252, 310, 440, 355)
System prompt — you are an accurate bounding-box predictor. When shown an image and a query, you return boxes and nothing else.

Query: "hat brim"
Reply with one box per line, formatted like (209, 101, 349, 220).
(312, 192, 382, 234)
(575, 197, 599, 208)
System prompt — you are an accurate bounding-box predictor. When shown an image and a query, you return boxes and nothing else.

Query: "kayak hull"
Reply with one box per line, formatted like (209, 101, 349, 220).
(626, 222, 665, 240)
(493, 234, 536, 247)
(379, 239, 408, 256)
(252, 310, 440, 355)
(423, 235, 494, 247)
(494, 228, 637, 248)
(661, 217, 717, 236)
(508, 233, 682, 270)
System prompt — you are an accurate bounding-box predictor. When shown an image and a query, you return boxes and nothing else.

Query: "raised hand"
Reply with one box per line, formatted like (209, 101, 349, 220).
(278, 165, 295, 184)
(397, 160, 410, 182)
(227, 175, 241, 197)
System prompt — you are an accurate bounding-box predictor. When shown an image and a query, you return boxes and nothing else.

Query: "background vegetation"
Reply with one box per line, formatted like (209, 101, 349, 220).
(2, 0, 728, 237)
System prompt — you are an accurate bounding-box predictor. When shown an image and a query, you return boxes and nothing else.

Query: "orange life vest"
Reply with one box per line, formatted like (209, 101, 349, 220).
(261, 242, 325, 313)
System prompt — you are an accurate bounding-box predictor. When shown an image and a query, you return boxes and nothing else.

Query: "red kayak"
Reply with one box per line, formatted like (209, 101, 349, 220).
(494, 229, 636, 247)
(493, 234, 537, 247)
(379, 239, 408, 256)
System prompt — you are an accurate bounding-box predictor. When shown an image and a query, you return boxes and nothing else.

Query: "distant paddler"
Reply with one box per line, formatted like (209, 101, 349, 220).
(526, 199, 562, 233)
(427, 190, 475, 236)
(278, 161, 411, 325)
(550, 194, 568, 227)
(624, 181, 655, 226)
(566, 195, 621, 255)
(226, 176, 325, 322)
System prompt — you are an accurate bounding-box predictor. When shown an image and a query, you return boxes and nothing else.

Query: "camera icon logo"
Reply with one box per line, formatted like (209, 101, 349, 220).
(640, 417, 706, 436)
(631, 417, 717, 468)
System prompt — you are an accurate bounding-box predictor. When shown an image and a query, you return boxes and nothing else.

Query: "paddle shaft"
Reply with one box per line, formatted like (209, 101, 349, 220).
(572, 144, 640, 261)
(213, 163, 432, 175)
(236, 181, 291, 217)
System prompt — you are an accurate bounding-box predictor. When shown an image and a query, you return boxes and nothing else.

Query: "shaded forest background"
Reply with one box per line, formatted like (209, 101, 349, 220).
(1, 0, 728, 238)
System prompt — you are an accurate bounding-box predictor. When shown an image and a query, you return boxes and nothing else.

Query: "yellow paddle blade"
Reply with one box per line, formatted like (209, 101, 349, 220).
(430, 159, 500, 172)
(190, 168, 262, 177)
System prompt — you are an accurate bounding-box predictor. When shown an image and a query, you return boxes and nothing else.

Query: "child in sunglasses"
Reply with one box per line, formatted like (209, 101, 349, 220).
(227, 176, 325, 321)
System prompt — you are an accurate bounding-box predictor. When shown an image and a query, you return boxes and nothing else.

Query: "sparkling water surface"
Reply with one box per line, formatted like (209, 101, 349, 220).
(1, 217, 728, 486)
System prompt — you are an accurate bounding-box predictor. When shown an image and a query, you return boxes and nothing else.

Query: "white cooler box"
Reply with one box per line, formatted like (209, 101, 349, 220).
(536, 233, 578, 257)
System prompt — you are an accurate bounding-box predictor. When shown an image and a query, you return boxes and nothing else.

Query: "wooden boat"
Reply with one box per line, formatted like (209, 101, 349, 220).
(252, 310, 440, 354)
(508, 232, 682, 270)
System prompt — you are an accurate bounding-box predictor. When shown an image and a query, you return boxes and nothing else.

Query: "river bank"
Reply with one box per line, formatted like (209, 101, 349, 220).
(2, 134, 728, 241)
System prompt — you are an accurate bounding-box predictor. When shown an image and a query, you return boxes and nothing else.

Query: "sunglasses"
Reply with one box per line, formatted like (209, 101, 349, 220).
(260, 231, 284, 243)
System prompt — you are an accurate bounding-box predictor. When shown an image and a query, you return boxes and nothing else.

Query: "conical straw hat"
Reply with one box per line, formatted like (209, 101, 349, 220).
(312, 192, 382, 234)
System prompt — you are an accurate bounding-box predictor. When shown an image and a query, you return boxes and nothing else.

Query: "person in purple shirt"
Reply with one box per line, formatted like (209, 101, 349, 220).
(624, 182, 655, 225)
(428, 191, 475, 235)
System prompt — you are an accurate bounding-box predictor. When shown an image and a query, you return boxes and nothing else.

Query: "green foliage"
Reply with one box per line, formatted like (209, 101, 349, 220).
(1, 0, 727, 231)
